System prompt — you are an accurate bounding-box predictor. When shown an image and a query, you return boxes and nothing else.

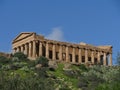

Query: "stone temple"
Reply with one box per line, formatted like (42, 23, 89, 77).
(12, 32, 112, 66)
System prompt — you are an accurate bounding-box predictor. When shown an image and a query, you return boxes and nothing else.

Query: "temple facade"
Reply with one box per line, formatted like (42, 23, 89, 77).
(12, 32, 112, 66)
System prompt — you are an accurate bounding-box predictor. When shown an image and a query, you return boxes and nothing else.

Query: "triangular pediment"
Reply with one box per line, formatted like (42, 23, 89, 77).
(13, 32, 35, 43)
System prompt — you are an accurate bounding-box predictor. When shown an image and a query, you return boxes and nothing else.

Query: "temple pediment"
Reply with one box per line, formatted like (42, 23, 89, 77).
(13, 32, 35, 43)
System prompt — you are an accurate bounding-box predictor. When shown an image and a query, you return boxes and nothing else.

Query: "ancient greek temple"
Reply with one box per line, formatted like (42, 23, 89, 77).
(12, 32, 112, 66)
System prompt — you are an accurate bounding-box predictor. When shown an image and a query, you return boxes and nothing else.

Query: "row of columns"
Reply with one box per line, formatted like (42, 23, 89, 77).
(13, 40, 112, 66)
(13, 41, 37, 59)
(45, 42, 112, 66)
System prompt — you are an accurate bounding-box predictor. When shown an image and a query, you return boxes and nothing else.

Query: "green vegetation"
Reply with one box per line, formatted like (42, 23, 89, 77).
(0, 52, 120, 90)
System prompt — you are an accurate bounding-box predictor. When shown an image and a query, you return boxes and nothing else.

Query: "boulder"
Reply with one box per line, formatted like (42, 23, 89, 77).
(63, 63, 72, 71)
(35, 64, 42, 69)
(48, 61, 58, 71)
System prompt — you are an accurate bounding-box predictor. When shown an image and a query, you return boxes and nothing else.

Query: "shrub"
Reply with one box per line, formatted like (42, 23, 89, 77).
(35, 56, 49, 67)
(79, 64, 88, 71)
(36, 67, 49, 78)
(0, 56, 9, 64)
(20, 66, 30, 72)
(13, 52, 27, 61)
(27, 60, 36, 67)
(0, 64, 2, 68)
(1, 65, 11, 70)
(64, 70, 80, 78)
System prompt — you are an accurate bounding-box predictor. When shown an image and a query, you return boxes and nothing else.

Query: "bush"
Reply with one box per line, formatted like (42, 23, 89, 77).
(13, 52, 27, 61)
(79, 64, 88, 71)
(0, 71, 55, 90)
(0, 56, 10, 64)
(1, 65, 11, 70)
(0, 64, 2, 68)
(35, 56, 49, 67)
(36, 67, 49, 78)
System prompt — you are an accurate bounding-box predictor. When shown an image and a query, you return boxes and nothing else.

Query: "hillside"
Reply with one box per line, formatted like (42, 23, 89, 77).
(0, 52, 11, 58)
(0, 52, 120, 90)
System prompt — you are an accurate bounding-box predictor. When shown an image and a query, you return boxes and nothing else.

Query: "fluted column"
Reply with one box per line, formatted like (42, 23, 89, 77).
(33, 41, 36, 58)
(72, 47, 75, 63)
(16, 47, 19, 52)
(14, 48, 17, 53)
(59, 45, 62, 60)
(53, 44, 56, 60)
(12, 49, 15, 54)
(21, 45, 24, 53)
(46, 43, 49, 58)
(103, 53, 106, 66)
(25, 44, 28, 55)
(39, 42, 42, 56)
(85, 49, 88, 63)
(29, 42, 32, 57)
(109, 53, 112, 66)
(66, 46, 69, 62)
(78, 49, 82, 63)
(17, 47, 20, 52)
(97, 51, 100, 64)
(91, 51, 94, 64)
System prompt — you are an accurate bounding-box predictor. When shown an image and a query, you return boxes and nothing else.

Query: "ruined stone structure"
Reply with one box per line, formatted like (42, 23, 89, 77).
(12, 32, 112, 66)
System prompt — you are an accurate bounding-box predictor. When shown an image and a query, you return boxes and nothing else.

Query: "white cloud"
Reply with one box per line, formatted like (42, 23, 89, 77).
(46, 27, 64, 41)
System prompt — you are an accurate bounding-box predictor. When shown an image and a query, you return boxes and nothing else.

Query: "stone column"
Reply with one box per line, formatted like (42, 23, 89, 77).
(97, 51, 100, 64)
(16, 47, 19, 52)
(59, 45, 62, 60)
(91, 51, 94, 64)
(17, 47, 20, 52)
(25, 44, 28, 55)
(72, 47, 75, 63)
(53, 44, 56, 60)
(12, 48, 15, 54)
(33, 41, 36, 58)
(29, 42, 32, 57)
(39, 42, 42, 56)
(46, 42, 49, 58)
(103, 53, 106, 66)
(85, 49, 88, 63)
(109, 53, 112, 66)
(14, 48, 17, 53)
(66, 46, 69, 62)
(21, 45, 24, 53)
(78, 49, 82, 63)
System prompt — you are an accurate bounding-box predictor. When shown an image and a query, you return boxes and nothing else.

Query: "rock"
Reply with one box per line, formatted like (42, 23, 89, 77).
(63, 63, 72, 71)
(48, 61, 58, 71)
(64, 63, 71, 69)
(35, 64, 42, 69)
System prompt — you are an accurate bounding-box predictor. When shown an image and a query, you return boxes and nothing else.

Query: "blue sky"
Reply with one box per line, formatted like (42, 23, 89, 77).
(0, 0, 120, 64)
